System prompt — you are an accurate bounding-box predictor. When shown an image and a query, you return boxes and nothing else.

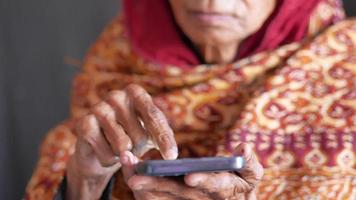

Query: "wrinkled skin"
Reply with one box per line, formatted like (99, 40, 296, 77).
(67, 0, 274, 199)
(67, 84, 178, 200)
(122, 143, 263, 200)
(66, 84, 263, 200)
(169, 0, 276, 64)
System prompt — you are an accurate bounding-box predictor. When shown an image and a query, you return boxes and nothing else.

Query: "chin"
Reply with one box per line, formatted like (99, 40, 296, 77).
(188, 28, 243, 46)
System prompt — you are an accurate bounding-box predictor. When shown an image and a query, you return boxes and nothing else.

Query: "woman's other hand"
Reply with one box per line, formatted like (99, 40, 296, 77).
(123, 143, 263, 200)
(66, 84, 178, 200)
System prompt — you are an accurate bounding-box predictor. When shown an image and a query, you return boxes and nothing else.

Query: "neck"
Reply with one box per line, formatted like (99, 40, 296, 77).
(198, 41, 240, 64)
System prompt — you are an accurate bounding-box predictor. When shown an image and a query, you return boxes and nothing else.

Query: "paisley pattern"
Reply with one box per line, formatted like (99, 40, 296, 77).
(25, 1, 356, 199)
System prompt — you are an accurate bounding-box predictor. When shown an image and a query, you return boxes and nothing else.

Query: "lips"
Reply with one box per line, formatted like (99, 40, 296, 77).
(190, 11, 238, 26)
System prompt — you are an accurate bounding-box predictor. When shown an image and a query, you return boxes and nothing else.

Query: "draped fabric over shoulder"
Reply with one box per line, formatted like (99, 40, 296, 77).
(25, 0, 356, 199)
(123, 0, 342, 67)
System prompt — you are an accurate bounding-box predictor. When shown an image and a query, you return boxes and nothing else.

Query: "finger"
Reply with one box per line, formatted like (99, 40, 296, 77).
(184, 144, 263, 198)
(234, 143, 264, 187)
(185, 172, 236, 189)
(127, 175, 210, 199)
(128, 176, 183, 191)
(91, 102, 132, 155)
(244, 191, 257, 200)
(134, 191, 176, 200)
(106, 90, 149, 156)
(126, 84, 178, 160)
(185, 172, 250, 198)
(121, 154, 139, 182)
(76, 114, 119, 167)
(120, 151, 140, 166)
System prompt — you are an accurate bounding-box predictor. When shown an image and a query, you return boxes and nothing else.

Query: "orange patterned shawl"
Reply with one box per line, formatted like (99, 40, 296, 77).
(25, 0, 356, 199)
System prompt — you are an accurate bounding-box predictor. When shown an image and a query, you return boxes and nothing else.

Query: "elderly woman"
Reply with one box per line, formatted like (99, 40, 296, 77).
(25, 0, 355, 199)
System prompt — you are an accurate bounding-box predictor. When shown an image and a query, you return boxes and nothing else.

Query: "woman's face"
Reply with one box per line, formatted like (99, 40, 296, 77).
(169, 0, 276, 47)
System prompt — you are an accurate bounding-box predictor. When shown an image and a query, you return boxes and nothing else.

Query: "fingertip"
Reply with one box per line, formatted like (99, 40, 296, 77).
(163, 148, 178, 160)
(236, 143, 252, 157)
(184, 174, 196, 187)
(120, 151, 139, 165)
(120, 152, 130, 165)
(184, 173, 206, 187)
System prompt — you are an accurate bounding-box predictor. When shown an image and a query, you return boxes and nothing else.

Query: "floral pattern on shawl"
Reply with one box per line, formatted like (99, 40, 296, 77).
(25, 1, 355, 199)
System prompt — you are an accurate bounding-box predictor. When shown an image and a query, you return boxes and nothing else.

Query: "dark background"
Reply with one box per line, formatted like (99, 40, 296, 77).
(0, 1, 355, 199)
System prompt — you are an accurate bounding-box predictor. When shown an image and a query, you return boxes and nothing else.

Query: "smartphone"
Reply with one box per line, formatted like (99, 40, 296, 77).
(134, 156, 244, 177)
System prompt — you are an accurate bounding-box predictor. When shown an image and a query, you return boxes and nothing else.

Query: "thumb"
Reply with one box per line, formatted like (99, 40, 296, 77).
(234, 143, 264, 187)
(120, 151, 139, 182)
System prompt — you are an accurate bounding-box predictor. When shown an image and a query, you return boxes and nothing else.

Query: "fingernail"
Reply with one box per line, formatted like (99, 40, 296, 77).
(166, 148, 178, 160)
(114, 156, 120, 161)
(120, 154, 129, 164)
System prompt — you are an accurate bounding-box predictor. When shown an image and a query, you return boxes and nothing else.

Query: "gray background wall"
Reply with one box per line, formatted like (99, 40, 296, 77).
(0, 0, 119, 199)
(0, 1, 355, 199)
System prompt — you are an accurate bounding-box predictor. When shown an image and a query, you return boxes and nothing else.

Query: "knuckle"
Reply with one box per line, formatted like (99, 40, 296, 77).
(106, 90, 127, 107)
(149, 119, 163, 133)
(76, 115, 97, 137)
(126, 84, 144, 94)
(110, 132, 132, 153)
(146, 106, 167, 125)
(106, 91, 130, 121)
(83, 133, 100, 150)
(107, 90, 126, 99)
(233, 181, 252, 195)
(147, 105, 161, 117)
(157, 133, 171, 146)
(92, 102, 115, 120)
(127, 84, 152, 102)
(137, 92, 152, 106)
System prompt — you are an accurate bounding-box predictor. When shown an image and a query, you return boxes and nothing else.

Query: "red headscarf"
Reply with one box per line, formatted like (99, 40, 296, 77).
(123, 0, 325, 68)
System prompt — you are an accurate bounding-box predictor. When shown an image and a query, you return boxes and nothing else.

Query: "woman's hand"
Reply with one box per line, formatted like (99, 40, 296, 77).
(122, 143, 263, 200)
(66, 84, 178, 200)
